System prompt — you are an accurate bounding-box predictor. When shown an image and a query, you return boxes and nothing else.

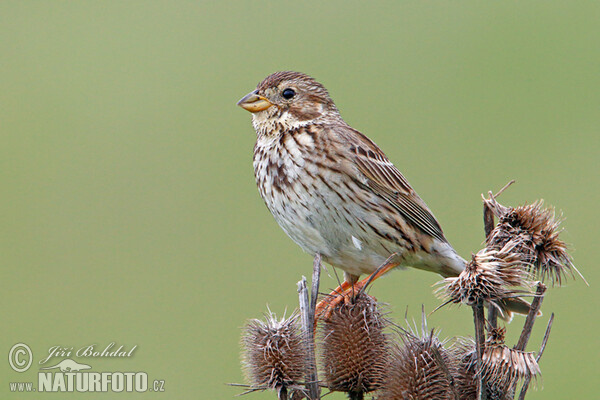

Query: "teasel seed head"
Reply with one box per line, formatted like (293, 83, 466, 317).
(241, 311, 306, 398)
(379, 327, 456, 400)
(482, 327, 541, 387)
(487, 200, 582, 285)
(450, 336, 515, 400)
(437, 245, 531, 316)
(319, 292, 389, 397)
(450, 337, 478, 400)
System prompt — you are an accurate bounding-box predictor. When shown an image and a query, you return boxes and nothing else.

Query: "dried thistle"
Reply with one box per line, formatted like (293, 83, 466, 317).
(451, 336, 518, 400)
(241, 311, 306, 399)
(482, 327, 541, 388)
(449, 327, 541, 400)
(380, 327, 456, 400)
(451, 337, 478, 400)
(486, 200, 581, 285)
(437, 245, 531, 316)
(319, 293, 389, 398)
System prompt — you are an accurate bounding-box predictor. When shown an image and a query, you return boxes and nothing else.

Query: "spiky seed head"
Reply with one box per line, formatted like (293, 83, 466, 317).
(450, 338, 478, 400)
(487, 201, 578, 285)
(450, 336, 515, 400)
(482, 328, 541, 387)
(241, 311, 306, 394)
(379, 329, 455, 400)
(437, 245, 531, 315)
(486, 326, 506, 347)
(319, 293, 389, 396)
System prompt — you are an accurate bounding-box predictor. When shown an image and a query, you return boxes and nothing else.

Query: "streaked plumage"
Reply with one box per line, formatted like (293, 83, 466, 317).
(239, 71, 466, 284)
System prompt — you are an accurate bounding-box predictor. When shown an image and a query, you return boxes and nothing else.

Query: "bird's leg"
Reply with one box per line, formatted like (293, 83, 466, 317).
(314, 278, 354, 320)
(315, 256, 400, 321)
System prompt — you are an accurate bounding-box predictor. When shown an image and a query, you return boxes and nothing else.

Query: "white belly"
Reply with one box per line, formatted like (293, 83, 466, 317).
(254, 135, 396, 276)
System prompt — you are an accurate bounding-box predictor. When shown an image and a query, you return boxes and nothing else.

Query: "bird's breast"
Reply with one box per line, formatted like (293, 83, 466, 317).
(252, 130, 396, 275)
(253, 131, 327, 256)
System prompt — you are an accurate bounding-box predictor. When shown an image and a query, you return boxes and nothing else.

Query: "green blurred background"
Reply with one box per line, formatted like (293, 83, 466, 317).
(1, 1, 598, 398)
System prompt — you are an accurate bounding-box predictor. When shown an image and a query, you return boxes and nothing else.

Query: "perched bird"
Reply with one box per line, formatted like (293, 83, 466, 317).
(237, 71, 529, 317)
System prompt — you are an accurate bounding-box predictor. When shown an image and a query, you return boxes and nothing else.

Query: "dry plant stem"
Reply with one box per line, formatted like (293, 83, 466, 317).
(518, 313, 554, 400)
(297, 278, 311, 397)
(503, 283, 547, 399)
(226, 383, 264, 396)
(487, 306, 498, 330)
(483, 183, 513, 330)
(477, 192, 500, 400)
(310, 254, 321, 325)
(296, 254, 322, 400)
(483, 202, 495, 240)
(472, 301, 488, 400)
(515, 283, 547, 351)
(279, 386, 288, 400)
(297, 277, 319, 400)
(483, 208, 499, 330)
(308, 254, 321, 399)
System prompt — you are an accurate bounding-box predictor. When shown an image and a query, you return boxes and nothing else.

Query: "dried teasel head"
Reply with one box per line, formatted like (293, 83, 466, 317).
(436, 245, 531, 316)
(450, 337, 477, 400)
(380, 326, 456, 400)
(486, 325, 507, 346)
(319, 292, 389, 398)
(241, 311, 306, 398)
(482, 327, 541, 388)
(486, 200, 582, 285)
(450, 336, 515, 400)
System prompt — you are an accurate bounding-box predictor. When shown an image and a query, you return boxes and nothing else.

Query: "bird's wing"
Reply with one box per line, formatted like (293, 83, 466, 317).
(342, 127, 447, 243)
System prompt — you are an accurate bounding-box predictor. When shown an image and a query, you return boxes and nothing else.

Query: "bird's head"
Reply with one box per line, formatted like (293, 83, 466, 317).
(237, 71, 339, 132)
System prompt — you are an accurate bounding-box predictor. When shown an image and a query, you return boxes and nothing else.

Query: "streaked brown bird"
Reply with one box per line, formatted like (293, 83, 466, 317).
(237, 71, 529, 317)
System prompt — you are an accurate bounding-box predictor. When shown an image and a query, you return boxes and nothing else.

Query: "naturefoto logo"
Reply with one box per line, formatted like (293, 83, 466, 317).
(8, 343, 165, 393)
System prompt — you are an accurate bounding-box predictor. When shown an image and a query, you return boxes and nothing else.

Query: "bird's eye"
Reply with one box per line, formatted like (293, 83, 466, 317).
(281, 88, 296, 99)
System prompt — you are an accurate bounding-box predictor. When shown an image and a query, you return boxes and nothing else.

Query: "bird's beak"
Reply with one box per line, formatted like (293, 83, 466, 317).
(237, 91, 274, 113)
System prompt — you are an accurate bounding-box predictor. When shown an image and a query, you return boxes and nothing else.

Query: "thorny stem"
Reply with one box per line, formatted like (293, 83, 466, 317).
(518, 313, 554, 400)
(472, 302, 488, 400)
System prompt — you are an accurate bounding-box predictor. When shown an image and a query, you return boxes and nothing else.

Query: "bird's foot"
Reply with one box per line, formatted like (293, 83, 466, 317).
(315, 280, 375, 321)
(315, 256, 400, 323)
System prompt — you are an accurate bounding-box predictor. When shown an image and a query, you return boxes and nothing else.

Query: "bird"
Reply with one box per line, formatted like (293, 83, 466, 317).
(237, 71, 530, 317)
